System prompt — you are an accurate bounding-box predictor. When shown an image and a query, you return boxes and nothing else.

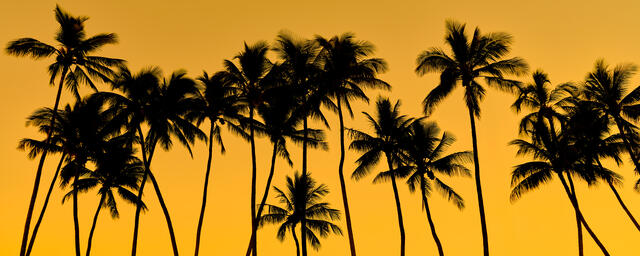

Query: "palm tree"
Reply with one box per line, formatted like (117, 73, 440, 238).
(510, 119, 611, 255)
(104, 67, 205, 256)
(348, 97, 413, 256)
(259, 172, 342, 255)
(314, 33, 389, 256)
(415, 20, 528, 255)
(6, 6, 124, 255)
(218, 41, 276, 256)
(401, 120, 472, 256)
(190, 72, 242, 256)
(582, 60, 640, 183)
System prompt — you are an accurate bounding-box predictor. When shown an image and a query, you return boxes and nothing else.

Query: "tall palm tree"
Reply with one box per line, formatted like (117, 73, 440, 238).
(416, 20, 528, 255)
(348, 97, 413, 256)
(218, 41, 278, 256)
(314, 33, 389, 256)
(259, 172, 342, 255)
(582, 60, 640, 182)
(401, 120, 472, 256)
(190, 72, 242, 256)
(6, 6, 124, 255)
(104, 67, 205, 256)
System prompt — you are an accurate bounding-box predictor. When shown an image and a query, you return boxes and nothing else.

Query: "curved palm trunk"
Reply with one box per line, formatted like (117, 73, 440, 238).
(421, 178, 444, 256)
(73, 169, 81, 256)
(131, 127, 152, 256)
(594, 158, 640, 232)
(19, 66, 68, 256)
(301, 118, 308, 256)
(614, 117, 640, 174)
(246, 142, 279, 256)
(85, 194, 106, 256)
(249, 107, 258, 256)
(147, 168, 179, 255)
(336, 97, 357, 256)
(557, 173, 610, 256)
(567, 174, 583, 256)
(386, 156, 406, 256)
(26, 153, 66, 256)
(292, 224, 301, 256)
(467, 107, 489, 256)
(194, 123, 216, 256)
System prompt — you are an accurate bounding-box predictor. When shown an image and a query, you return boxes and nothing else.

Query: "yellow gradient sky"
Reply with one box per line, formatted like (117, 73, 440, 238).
(2, 0, 640, 255)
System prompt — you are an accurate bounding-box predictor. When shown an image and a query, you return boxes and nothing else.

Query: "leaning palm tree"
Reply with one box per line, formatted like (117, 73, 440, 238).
(217, 41, 276, 256)
(314, 33, 389, 256)
(348, 97, 413, 256)
(401, 120, 472, 256)
(416, 20, 528, 255)
(259, 172, 342, 255)
(190, 72, 242, 256)
(582, 60, 640, 181)
(6, 6, 124, 255)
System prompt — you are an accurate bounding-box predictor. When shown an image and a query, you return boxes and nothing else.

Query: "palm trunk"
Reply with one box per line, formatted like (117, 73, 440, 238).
(386, 155, 405, 256)
(249, 107, 258, 256)
(594, 158, 640, 232)
(557, 173, 610, 255)
(421, 177, 444, 256)
(26, 153, 66, 256)
(73, 169, 81, 256)
(467, 106, 489, 256)
(146, 168, 179, 255)
(292, 224, 301, 256)
(336, 97, 357, 256)
(194, 122, 216, 256)
(85, 194, 106, 256)
(567, 174, 583, 256)
(246, 142, 279, 256)
(301, 117, 308, 256)
(19, 66, 68, 256)
(614, 117, 640, 174)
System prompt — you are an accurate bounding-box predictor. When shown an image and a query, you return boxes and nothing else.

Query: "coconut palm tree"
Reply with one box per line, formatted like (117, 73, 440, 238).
(190, 72, 243, 256)
(314, 33, 389, 256)
(401, 120, 472, 256)
(416, 20, 528, 255)
(348, 97, 413, 256)
(582, 60, 640, 183)
(6, 6, 124, 255)
(217, 41, 276, 256)
(259, 172, 342, 255)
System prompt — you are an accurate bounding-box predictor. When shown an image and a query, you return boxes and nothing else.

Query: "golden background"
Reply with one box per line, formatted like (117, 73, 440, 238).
(1, 0, 639, 255)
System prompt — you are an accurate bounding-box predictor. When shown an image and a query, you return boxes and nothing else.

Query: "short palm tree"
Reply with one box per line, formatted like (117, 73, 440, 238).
(259, 172, 342, 255)
(401, 120, 472, 256)
(6, 6, 124, 255)
(416, 20, 528, 255)
(348, 97, 413, 256)
(315, 33, 389, 256)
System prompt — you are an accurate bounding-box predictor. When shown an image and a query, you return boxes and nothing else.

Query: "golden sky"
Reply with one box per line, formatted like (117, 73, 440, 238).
(2, 0, 640, 255)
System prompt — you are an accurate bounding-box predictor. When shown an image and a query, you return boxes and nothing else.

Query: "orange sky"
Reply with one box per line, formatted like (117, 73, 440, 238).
(2, 0, 640, 255)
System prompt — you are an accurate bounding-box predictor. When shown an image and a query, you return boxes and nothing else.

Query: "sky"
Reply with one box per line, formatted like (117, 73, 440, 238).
(2, 0, 640, 255)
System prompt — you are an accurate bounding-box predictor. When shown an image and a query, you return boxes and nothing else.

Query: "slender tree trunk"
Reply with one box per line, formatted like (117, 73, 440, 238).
(301, 117, 308, 256)
(567, 174, 583, 256)
(85, 194, 105, 256)
(557, 173, 610, 256)
(467, 107, 489, 256)
(292, 224, 300, 256)
(73, 169, 81, 256)
(249, 107, 258, 256)
(146, 169, 179, 255)
(386, 156, 405, 256)
(19, 66, 68, 256)
(195, 122, 215, 256)
(421, 177, 444, 256)
(26, 153, 66, 256)
(595, 158, 640, 232)
(614, 117, 640, 174)
(246, 142, 279, 256)
(336, 97, 357, 256)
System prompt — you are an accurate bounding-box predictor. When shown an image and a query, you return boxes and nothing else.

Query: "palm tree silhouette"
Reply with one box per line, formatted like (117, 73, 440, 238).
(190, 72, 243, 256)
(401, 120, 472, 256)
(314, 33, 389, 256)
(6, 6, 124, 255)
(416, 20, 528, 256)
(259, 172, 342, 255)
(217, 41, 276, 256)
(582, 60, 640, 187)
(348, 97, 413, 256)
